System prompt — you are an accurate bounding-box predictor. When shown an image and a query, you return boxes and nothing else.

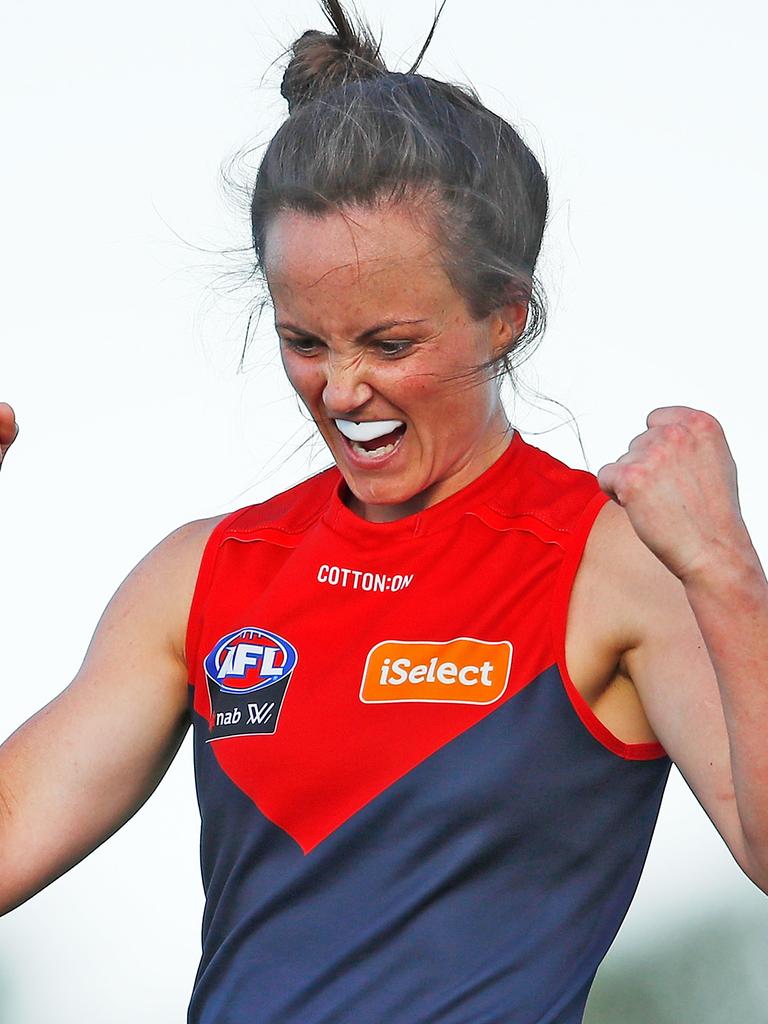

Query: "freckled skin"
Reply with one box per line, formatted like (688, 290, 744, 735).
(264, 202, 527, 523)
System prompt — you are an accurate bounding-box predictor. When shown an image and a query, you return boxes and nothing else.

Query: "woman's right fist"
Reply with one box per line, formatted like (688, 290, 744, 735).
(0, 402, 19, 471)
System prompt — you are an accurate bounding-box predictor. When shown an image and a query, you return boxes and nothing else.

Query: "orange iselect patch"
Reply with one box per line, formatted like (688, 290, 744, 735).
(360, 637, 513, 705)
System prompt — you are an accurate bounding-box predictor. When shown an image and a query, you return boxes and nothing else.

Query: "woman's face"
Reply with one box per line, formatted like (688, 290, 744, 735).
(264, 201, 522, 523)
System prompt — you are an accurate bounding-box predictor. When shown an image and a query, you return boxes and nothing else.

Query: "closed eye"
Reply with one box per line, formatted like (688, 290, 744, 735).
(281, 337, 321, 356)
(280, 337, 414, 359)
(374, 341, 413, 357)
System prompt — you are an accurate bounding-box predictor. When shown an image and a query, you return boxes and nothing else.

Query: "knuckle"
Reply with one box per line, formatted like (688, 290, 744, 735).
(659, 422, 688, 446)
(692, 410, 720, 434)
(620, 463, 645, 492)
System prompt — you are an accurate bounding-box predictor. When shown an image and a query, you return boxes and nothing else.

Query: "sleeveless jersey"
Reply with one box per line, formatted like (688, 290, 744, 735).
(185, 430, 672, 1024)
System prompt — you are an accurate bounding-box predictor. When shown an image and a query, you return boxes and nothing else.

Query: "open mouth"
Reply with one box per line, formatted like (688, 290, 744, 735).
(334, 419, 407, 459)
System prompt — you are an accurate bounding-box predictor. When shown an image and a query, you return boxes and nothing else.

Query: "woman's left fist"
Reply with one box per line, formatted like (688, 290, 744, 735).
(596, 406, 747, 584)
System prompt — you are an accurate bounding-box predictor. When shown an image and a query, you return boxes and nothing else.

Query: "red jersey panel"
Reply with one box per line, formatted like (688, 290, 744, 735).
(184, 430, 671, 1024)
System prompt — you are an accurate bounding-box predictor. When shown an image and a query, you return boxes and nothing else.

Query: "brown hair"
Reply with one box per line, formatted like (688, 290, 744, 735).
(240, 0, 550, 392)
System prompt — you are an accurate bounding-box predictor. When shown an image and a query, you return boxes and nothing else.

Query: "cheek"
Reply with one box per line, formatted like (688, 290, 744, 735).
(411, 362, 480, 405)
(407, 362, 495, 431)
(281, 354, 321, 401)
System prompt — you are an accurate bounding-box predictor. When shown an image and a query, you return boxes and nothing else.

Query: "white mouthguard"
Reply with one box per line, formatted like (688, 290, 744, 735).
(334, 419, 404, 443)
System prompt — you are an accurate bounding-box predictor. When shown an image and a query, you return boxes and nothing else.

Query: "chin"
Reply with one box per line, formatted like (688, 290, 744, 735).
(349, 479, 412, 506)
(349, 473, 433, 519)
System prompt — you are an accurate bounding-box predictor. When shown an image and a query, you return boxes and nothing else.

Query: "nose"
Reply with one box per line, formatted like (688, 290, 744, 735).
(321, 351, 374, 417)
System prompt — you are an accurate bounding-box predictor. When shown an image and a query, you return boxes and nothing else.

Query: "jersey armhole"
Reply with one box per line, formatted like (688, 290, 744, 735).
(549, 488, 669, 762)
(184, 508, 248, 683)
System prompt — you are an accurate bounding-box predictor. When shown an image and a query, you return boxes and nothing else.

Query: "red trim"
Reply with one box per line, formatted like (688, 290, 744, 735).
(549, 489, 668, 761)
(184, 508, 251, 686)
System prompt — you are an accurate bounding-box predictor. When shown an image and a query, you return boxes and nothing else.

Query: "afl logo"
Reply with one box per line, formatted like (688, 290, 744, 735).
(206, 626, 297, 694)
(203, 626, 298, 740)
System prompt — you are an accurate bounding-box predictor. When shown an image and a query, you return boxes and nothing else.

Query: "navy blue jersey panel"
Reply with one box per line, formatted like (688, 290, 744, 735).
(187, 663, 671, 1024)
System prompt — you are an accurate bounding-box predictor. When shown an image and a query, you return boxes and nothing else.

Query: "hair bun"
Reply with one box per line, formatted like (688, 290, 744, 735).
(280, 0, 388, 115)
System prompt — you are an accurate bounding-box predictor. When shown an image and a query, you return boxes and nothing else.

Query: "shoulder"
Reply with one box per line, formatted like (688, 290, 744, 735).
(481, 434, 611, 540)
(576, 496, 689, 656)
(220, 466, 339, 536)
(125, 514, 232, 668)
(144, 514, 231, 576)
(159, 466, 340, 580)
(154, 468, 340, 662)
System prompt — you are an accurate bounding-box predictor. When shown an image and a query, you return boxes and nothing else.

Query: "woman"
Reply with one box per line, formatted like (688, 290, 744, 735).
(1, 0, 766, 1020)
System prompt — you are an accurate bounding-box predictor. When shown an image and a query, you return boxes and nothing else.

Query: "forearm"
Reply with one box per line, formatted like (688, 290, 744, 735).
(683, 532, 768, 885)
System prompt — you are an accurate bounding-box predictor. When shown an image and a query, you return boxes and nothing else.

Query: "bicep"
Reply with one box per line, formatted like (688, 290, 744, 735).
(605, 503, 754, 876)
(0, 516, 220, 914)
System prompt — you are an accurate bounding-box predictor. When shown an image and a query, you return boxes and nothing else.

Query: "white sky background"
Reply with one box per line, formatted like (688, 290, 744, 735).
(0, 0, 766, 1020)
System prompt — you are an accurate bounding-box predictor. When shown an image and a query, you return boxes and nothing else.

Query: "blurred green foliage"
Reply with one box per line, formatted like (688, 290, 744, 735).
(585, 903, 768, 1023)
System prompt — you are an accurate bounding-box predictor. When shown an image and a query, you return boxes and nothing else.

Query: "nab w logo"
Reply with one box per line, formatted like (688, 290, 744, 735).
(203, 626, 298, 741)
(247, 702, 275, 725)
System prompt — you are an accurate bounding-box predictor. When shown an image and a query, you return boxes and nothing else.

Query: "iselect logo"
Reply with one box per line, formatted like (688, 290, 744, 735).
(360, 637, 512, 705)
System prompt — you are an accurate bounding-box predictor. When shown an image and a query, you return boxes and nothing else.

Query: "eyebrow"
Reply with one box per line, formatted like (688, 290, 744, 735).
(275, 318, 429, 340)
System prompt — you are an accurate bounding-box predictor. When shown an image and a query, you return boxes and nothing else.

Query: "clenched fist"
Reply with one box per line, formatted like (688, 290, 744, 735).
(0, 402, 19, 473)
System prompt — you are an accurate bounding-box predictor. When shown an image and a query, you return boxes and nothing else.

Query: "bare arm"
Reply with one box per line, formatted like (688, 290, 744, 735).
(0, 401, 223, 914)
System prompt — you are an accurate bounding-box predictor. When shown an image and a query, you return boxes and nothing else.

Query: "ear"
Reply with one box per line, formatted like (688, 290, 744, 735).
(490, 301, 528, 360)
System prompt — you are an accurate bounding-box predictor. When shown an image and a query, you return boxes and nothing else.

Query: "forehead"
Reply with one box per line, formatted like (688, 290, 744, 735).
(264, 202, 456, 317)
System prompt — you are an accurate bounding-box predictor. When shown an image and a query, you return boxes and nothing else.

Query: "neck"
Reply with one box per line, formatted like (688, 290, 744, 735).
(347, 420, 515, 524)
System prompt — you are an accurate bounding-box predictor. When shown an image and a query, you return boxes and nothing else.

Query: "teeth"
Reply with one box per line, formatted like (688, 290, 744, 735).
(350, 436, 403, 458)
(334, 419, 404, 442)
